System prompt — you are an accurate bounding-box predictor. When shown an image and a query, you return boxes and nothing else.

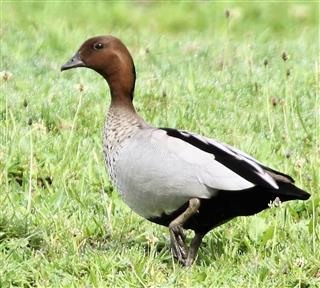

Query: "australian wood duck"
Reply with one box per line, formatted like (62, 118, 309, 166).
(61, 35, 310, 266)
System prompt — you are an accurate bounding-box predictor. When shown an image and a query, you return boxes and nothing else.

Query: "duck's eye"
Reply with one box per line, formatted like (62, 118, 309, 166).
(93, 43, 104, 50)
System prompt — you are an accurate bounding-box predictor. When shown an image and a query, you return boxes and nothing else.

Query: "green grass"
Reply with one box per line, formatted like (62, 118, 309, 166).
(0, 1, 319, 287)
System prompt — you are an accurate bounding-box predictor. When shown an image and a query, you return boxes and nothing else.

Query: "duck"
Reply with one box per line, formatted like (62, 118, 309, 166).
(61, 35, 310, 266)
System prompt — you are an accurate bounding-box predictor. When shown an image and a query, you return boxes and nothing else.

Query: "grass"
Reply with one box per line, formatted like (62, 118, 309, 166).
(0, 1, 319, 287)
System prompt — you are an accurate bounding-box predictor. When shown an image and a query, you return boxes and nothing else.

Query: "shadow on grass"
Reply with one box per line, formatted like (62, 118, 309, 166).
(0, 216, 45, 251)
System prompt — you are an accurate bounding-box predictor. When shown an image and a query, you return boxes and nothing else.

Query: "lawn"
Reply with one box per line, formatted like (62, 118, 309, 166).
(0, 1, 319, 287)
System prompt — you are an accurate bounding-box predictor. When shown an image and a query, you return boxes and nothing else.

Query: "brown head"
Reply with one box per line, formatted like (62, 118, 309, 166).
(61, 35, 136, 107)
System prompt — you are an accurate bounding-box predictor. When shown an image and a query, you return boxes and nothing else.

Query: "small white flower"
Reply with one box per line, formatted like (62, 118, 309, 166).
(75, 83, 86, 92)
(268, 197, 282, 208)
(33, 121, 47, 134)
(0, 71, 13, 81)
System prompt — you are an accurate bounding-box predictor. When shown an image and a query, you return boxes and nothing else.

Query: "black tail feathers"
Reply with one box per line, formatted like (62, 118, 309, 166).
(276, 182, 310, 201)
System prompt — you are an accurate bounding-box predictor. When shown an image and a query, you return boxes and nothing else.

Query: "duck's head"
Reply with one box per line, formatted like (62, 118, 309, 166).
(61, 35, 136, 103)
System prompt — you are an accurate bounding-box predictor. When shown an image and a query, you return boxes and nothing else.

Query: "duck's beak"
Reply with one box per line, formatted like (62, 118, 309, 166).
(61, 52, 85, 71)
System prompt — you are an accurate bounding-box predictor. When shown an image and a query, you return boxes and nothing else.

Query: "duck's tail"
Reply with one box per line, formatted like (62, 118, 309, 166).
(276, 182, 310, 201)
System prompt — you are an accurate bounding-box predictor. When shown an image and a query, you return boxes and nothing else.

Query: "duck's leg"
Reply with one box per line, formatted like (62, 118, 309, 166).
(185, 232, 205, 266)
(169, 198, 200, 266)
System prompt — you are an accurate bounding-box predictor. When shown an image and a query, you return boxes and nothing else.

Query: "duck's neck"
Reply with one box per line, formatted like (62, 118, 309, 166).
(105, 61, 136, 112)
(110, 90, 135, 111)
(104, 63, 146, 148)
